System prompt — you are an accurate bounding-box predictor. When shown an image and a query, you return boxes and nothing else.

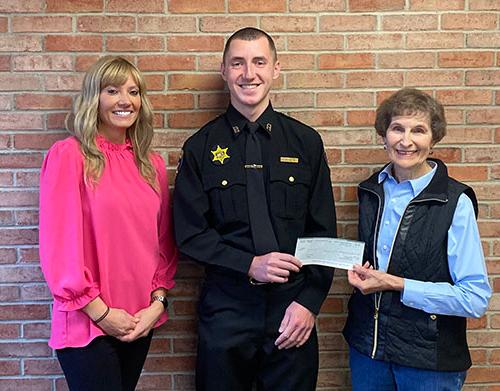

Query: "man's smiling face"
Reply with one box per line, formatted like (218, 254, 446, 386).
(221, 36, 280, 119)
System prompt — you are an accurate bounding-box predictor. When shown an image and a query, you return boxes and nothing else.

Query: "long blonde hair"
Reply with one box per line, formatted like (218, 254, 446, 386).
(68, 56, 157, 189)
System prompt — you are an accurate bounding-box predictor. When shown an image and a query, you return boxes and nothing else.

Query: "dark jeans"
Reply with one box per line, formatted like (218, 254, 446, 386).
(57, 332, 153, 391)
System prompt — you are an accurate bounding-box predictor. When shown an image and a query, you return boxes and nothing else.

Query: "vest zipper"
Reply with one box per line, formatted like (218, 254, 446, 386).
(359, 185, 447, 359)
(359, 185, 383, 359)
(372, 207, 403, 358)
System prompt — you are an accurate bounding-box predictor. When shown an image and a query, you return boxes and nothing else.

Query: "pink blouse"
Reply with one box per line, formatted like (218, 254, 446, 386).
(39, 135, 177, 349)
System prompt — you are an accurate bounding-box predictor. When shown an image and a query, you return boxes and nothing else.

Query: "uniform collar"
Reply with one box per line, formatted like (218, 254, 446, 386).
(226, 103, 276, 138)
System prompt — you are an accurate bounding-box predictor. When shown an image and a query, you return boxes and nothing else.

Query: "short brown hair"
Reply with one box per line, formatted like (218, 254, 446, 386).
(222, 27, 277, 64)
(375, 88, 447, 144)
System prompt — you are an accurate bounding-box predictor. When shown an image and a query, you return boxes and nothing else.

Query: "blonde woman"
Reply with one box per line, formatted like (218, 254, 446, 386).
(39, 56, 177, 390)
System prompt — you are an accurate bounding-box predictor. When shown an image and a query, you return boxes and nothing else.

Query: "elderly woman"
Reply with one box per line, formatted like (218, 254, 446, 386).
(343, 88, 491, 390)
(39, 56, 177, 390)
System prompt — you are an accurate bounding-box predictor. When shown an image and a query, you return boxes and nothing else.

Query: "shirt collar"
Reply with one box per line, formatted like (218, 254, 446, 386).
(378, 161, 437, 196)
(95, 133, 132, 152)
(226, 103, 276, 138)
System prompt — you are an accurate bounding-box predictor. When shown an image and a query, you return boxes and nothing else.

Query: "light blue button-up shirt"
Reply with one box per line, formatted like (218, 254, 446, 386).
(376, 162, 491, 318)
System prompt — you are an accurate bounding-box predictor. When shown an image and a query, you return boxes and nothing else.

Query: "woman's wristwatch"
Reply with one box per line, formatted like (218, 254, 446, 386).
(151, 295, 168, 309)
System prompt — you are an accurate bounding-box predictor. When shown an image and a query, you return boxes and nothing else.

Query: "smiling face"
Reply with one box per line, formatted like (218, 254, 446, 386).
(384, 113, 435, 182)
(221, 36, 280, 121)
(98, 75, 141, 142)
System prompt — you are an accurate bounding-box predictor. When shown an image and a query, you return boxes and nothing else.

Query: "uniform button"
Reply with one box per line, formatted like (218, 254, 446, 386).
(221, 180, 228, 186)
(288, 176, 295, 183)
(383, 245, 388, 251)
(391, 198, 396, 203)
(430, 314, 437, 320)
(385, 220, 389, 225)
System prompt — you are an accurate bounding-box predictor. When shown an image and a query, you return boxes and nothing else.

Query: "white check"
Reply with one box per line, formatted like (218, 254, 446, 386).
(294, 237, 365, 270)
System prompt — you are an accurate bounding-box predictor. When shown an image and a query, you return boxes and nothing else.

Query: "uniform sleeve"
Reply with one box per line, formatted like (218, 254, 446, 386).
(173, 141, 255, 274)
(151, 154, 178, 292)
(401, 193, 491, 318)
(294, 136, 337, 315)
(39, 140, 100, 311)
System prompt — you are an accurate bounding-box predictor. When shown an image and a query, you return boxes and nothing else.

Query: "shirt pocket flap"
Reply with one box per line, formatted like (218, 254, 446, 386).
(202, 170, 246, 191)
(270, 165, 311, 186)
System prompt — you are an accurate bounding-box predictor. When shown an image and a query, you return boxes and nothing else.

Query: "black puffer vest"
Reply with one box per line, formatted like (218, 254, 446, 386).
(343, 159, 478, 371)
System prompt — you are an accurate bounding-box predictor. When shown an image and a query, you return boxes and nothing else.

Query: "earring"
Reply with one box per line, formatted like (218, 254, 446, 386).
(383, 144, 387, 150)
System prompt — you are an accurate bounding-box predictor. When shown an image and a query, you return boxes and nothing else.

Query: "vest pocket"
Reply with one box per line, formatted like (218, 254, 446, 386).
(392, 311, 439, 344)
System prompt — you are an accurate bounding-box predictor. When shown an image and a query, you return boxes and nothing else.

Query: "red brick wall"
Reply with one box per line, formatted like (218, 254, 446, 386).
(1, 1, 499, 390)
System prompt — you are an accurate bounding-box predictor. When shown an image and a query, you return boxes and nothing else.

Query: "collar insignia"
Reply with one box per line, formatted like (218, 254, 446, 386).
(211, 145, 230, 165)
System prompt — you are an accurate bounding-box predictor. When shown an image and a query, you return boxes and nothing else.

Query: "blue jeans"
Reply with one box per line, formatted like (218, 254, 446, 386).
(349, 346, 467, 391)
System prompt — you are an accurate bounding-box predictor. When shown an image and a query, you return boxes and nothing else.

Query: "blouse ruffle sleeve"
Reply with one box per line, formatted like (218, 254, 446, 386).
(151, 153, 178, 292)
(39, 139, 100, 311)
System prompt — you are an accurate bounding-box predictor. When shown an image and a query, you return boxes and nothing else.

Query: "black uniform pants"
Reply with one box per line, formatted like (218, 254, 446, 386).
(56, 332, 153, 391)
(196, 272, 318, 391)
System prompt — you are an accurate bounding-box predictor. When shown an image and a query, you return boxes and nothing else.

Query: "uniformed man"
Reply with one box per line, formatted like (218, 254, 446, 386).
(173, 27, 337, 390)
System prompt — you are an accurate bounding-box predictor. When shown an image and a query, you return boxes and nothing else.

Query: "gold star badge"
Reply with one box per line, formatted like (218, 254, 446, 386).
(211, 145, 230, 165)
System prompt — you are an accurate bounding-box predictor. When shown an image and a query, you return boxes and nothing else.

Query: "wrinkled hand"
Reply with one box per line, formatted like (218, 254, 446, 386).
(119, 302, 164, 342)
(275, 301, 315, 350)
(248, 252, 302, 283)
(98, 308, 139, 338)
(347, 262, 404, 295)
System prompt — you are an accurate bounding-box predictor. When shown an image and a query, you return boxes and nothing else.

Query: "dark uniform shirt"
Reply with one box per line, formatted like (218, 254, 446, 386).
(173, 103, 337, 314)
